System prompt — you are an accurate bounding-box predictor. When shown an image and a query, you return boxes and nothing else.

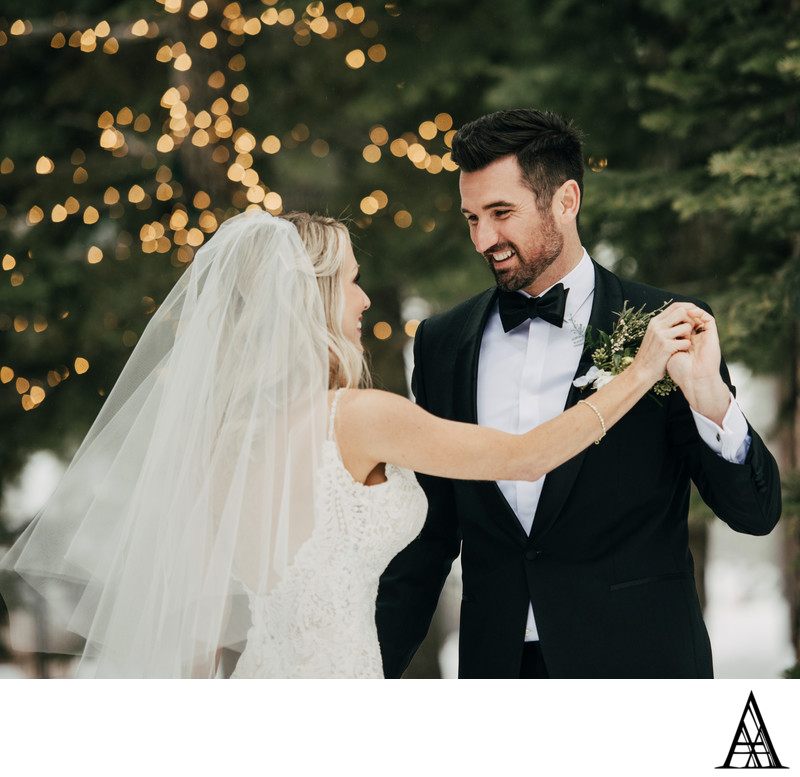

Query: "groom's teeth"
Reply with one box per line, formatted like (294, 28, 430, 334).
(493, 249, 514, 261)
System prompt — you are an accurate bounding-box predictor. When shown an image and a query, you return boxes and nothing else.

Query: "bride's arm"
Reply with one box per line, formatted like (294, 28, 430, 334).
(339, 303, 710, 483)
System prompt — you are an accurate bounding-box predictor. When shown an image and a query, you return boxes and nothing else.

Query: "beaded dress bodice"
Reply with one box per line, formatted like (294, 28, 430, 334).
(231, 389, 427, 678)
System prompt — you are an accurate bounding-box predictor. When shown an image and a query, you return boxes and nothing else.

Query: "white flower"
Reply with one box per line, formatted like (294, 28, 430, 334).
(592, 369, 615, 389)
(573, 365, 615, 390)
(572, 365, 600, 388)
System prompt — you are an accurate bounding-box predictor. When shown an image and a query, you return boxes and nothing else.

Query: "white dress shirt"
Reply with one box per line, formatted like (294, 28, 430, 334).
(476, 249, 750, 642)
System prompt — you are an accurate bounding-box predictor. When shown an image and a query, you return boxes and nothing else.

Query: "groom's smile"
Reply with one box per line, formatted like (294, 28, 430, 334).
(488, 246, 516, 264)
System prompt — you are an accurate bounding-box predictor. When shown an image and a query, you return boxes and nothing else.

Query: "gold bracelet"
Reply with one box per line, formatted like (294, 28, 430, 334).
(578, 399, 606, 444)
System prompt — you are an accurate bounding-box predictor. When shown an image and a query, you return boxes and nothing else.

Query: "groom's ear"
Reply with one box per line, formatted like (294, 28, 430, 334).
(552, 180, 581, 225)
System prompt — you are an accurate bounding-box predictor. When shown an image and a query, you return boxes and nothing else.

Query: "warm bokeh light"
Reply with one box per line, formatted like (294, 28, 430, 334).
(234, 131, 257, 153)
(442, 152, 459, 171)
(131, 19, 149, 37)
(103, 187, 120, 205)
(291, 124, 310, 141)
(190, 1, 209, 20)
(264, 192, 282, 212)
(369, 126, 389, 145)
(174, 53, 192, 71)
(231, 84, 250, 102)
(262, 135, 281, 154)
(404, 320, 420, 338)
(360, 196, 379, 215)
(1, 4, 467, 427)
(199, 31, 217, 49)
(393, 210, 412, 228)
(389, 138, 408, 157)
(36, 156, 55, 174)
(407, 143, 426, 164)
(345, 49, 365, 69)
(367, 44, 386, 63)
(194, 191, 211, 209)
(419, 121, 437, 140)
(362, 144, 381, 163)
(435, 113, 453, 131)
(373, 321, 392, 340)
(311, 139, 329, 157)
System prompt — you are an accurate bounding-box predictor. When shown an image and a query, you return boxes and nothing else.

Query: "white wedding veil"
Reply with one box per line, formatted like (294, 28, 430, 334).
(0, 210, 330, 677)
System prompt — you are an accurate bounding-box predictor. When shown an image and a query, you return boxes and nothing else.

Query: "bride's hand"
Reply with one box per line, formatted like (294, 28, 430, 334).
(629, 302, 704, 387)
(666, 307, 730, 424)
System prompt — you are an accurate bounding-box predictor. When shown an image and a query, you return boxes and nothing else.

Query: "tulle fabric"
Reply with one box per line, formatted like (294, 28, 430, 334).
(0, 211, 329, 677)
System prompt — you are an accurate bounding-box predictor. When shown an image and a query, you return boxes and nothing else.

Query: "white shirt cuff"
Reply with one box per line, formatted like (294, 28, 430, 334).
(691, 393, 751, 464)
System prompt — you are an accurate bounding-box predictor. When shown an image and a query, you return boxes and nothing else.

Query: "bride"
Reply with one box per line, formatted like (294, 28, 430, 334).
(0, 210, 712, 678)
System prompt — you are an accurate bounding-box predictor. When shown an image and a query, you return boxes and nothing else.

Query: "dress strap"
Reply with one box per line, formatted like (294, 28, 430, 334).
(328, 388, 346, 441)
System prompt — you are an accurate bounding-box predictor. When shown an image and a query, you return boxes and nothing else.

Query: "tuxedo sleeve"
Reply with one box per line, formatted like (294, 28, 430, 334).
(375, 319, 461, 678)
(671, 357, 781, 536)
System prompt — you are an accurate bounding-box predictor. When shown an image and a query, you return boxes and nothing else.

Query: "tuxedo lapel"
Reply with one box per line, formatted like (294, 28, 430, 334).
(530, 261, 625, 544)
(453, 289, 495, 424)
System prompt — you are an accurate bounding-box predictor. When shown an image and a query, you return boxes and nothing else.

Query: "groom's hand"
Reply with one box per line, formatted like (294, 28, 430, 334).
(667, 309, 730, 426)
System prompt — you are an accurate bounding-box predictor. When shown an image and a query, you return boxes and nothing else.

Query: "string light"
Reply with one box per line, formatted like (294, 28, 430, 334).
(4, 3, 463, 424)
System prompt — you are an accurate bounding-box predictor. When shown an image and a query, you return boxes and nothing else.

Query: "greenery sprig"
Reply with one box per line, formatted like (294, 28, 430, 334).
(572, 300, 678, 398)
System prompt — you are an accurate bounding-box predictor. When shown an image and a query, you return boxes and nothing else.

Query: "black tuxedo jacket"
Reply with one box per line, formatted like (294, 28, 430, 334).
(376, 261, 781, 678)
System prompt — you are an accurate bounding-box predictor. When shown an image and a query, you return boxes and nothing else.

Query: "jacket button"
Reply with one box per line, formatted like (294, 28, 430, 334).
(526, 549, 544, 561)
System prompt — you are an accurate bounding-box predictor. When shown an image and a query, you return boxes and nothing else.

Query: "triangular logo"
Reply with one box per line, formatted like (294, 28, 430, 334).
(718, 691, 787, 769)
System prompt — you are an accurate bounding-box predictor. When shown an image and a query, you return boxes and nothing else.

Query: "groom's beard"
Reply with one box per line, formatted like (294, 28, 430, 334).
(484, 212, 564, 293)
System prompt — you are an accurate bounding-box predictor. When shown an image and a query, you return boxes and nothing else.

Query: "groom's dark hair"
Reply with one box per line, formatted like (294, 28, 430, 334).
(451, 108, 585, 212)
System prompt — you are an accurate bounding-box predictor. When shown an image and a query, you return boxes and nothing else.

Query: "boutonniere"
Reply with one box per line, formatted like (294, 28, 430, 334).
(572, 300, 678, 398)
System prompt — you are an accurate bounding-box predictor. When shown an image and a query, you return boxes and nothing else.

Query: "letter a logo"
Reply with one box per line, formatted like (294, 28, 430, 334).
(717, 691, 787, 769)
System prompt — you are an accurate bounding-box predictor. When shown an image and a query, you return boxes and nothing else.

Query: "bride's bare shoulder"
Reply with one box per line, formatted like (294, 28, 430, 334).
(336, 388, 412, 427)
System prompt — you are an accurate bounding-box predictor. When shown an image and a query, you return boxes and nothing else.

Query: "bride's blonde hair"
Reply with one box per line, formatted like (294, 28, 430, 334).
(281, 212, 371, 389)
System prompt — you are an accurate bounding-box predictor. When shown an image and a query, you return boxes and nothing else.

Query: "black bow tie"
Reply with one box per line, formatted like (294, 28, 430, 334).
(497, 283, 569, 333)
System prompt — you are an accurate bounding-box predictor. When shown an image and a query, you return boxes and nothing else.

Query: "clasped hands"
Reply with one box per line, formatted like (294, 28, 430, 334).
(638, 302, 731, 425)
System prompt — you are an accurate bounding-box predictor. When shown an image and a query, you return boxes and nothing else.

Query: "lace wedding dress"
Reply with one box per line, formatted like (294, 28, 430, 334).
(231, 389, 427, 678)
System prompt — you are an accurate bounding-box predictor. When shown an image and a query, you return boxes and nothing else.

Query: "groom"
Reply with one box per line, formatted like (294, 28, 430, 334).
(375, 108, 782, 678)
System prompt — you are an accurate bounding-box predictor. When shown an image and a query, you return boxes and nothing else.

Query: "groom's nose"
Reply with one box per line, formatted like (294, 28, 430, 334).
(472, 220, 500, 254)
